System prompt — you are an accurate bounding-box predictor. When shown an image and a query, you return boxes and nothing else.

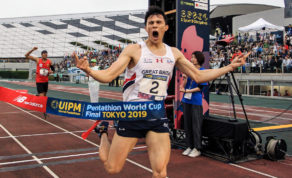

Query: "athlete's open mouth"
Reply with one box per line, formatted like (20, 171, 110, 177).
(153, 31, 159, 38)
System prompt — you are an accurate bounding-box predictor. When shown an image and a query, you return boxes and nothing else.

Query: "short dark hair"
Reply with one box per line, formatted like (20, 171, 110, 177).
(41, 50, 48, 54)
(144, 6, 167, 25)
(192, 51, 205, 66)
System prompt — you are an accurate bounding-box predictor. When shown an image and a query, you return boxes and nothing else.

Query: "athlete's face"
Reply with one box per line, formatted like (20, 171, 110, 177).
(145, 14, 168, 44)
(42, 52, 47, 59)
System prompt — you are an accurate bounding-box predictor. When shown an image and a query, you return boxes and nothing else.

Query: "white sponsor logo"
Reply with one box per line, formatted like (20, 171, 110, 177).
(14, 96, 27, 103)
(118, 128, 126, 131)
(194, 2, 208, 11)
(13, 95, 43, 108)
(143, 58, 153, 63)
(163, 123, 169, 128)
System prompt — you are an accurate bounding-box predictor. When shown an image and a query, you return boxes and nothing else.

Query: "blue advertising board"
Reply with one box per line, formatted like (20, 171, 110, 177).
(46, 97, 165, 121)
(174, 0, 210, 128)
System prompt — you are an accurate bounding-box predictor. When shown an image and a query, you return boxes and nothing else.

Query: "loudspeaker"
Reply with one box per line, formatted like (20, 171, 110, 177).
(202, 116, 249, 162)
(202, 116, 249, 141)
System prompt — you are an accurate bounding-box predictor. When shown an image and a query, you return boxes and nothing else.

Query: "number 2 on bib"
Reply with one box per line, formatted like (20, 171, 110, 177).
(150, 81, 159, 94)
(139, 78, 167, 97)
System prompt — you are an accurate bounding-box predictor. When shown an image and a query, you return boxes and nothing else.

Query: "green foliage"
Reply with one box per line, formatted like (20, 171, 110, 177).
(0, 71, 29, 79)
(118, 38, 133, 44)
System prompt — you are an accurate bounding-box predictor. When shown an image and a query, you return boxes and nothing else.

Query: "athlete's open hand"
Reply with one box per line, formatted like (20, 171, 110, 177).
(32, 47, 38, 51)
(73, 52, 90, 73)
(230, 51, 251, 70)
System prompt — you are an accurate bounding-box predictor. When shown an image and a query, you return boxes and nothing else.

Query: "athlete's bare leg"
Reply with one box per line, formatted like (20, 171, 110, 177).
(100, 132, 138, 174)
(99, 132, 111, 162)
(146, 131, 171, 178)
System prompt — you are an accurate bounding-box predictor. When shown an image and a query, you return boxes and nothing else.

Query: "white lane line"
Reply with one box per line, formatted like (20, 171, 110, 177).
(0, 124, 59, 178)
(7, 103, 153, 174)
(7, 103, 100, 147)
(126, 159, 153, 172)
(0, 146, 147, 166)
(0, 130, 86, 139)
(229, 163, 277, 178)
(0, 152, 99, 166)
(0, 111, 38, 115)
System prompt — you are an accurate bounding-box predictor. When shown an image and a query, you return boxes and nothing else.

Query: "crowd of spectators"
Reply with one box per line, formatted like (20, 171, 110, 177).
(209, 32, 292, 73)
(52, 48, 122, 85)
(53, 48, 121, 73)
(265, 89, 290, 97)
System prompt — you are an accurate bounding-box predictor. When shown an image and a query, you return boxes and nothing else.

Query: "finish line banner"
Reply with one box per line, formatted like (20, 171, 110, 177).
(0, 87, 47, 113)
(46, 97, 165, 121)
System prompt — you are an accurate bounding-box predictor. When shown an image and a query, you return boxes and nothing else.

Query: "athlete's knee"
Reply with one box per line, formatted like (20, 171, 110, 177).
(152, 165, 167, 178)
(152, 171, 167, 178)
(104, 162, 122, 174)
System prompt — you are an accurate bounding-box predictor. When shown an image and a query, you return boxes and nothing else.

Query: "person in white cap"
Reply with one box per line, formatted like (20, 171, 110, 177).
(88, 59, 100, 102)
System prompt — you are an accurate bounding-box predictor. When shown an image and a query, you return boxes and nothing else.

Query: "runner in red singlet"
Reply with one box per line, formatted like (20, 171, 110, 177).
(25, 47, 54, 96)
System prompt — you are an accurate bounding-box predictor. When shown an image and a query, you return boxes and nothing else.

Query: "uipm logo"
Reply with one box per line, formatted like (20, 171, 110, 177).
(50, 100, 59, 110)
(14, 96, 27, 103)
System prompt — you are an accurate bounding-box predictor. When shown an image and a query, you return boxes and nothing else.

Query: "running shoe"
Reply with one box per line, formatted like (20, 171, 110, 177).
(94, 121, 109, 138)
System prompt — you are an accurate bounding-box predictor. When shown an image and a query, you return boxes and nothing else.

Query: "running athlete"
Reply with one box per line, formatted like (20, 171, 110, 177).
(25, 47, 54, 96)
(74, 7, 250, 178)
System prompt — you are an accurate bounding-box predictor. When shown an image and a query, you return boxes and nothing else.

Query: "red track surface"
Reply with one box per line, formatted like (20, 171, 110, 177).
(1, 81, 292, 177)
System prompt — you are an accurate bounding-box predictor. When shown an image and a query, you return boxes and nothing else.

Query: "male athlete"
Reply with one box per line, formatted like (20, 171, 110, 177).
(25, 47, 54, 96)
(88, 59, 100, 102)
(74, 7, 250, 178)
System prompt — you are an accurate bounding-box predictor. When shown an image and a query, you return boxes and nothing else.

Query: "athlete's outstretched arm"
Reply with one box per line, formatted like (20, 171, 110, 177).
(74, 44, 135, 83)
(173, 48, 250, 83)
(25, 47, 39, 63)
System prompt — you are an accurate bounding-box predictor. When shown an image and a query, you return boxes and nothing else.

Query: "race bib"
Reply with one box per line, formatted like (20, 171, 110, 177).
(184, 92, 192, 100)
(138, 74, 168, 100)
(40, 68, 49, 76)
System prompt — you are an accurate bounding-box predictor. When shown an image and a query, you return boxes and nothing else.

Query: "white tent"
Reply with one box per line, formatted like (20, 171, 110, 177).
(238, 18, 284, 32)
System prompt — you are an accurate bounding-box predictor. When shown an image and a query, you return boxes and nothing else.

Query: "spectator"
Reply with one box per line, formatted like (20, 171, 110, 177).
(215, 87, 222, 95)
(284, 90, 290, 96)
(88, 59, 100, 102)
(180, 51, 208, 158)
(286, 56, 292, 72)
(273, 89, 280, 96)
(266, 90, 271, 96)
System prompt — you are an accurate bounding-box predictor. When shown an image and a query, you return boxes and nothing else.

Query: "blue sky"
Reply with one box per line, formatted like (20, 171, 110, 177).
(0, 0, 284, 19)
(0, 0, 148, 19)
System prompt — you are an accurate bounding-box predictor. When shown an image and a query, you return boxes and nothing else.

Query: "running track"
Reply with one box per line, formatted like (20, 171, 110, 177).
(1, 81, 291, 177)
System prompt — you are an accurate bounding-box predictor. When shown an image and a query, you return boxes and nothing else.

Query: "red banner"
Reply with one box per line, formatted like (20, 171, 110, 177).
(0, 87, 47, 113)
(15, 90, 28, 94)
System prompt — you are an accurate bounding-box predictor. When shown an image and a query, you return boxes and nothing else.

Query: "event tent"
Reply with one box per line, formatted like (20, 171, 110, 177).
(238, 18, 284, 32)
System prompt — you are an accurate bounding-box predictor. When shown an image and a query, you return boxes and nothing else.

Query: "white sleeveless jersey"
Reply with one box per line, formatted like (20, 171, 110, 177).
(123, 41, 175, 102)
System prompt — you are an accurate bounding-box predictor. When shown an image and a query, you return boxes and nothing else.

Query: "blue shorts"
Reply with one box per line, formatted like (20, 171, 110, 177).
(116, 119, 169, 138)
